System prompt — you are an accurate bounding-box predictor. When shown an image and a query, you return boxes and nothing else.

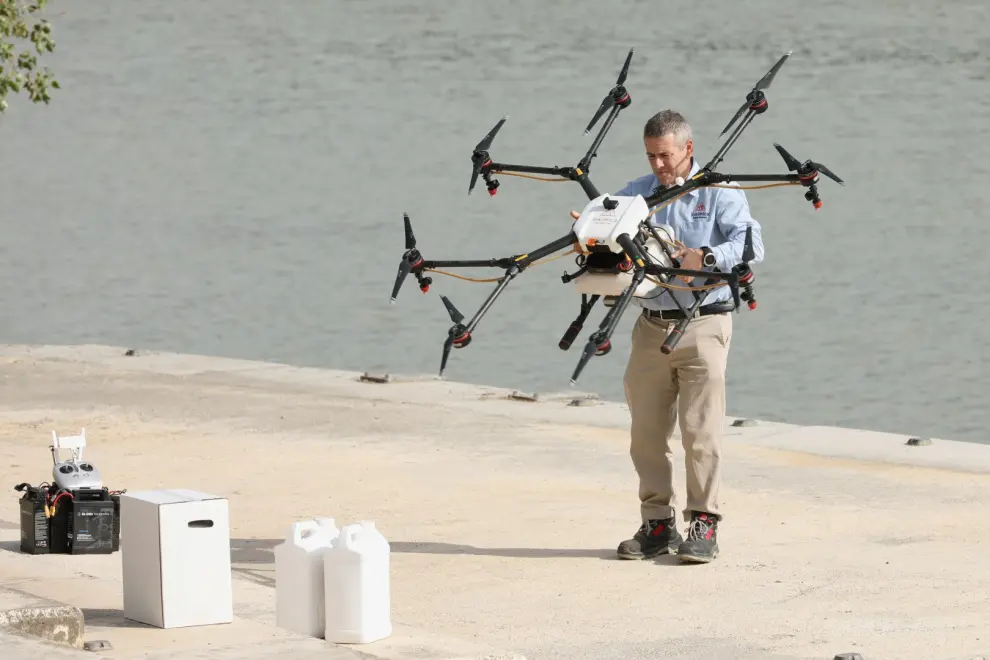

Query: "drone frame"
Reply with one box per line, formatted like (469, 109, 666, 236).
(389, 49, 843, 384)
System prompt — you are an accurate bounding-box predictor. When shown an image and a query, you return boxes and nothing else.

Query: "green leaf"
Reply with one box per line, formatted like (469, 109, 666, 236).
(0, 0, 57, 114)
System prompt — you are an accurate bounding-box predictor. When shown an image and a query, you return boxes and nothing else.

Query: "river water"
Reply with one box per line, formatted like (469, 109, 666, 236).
(1, 0, 988, 443)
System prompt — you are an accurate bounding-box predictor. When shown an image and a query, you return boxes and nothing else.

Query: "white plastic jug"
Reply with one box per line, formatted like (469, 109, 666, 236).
(274, 517, 339, 638)
(323, 520, 391, 644)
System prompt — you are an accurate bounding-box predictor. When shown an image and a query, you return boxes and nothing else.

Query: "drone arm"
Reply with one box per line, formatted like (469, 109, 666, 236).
(515, 231, 580, 266)
(642, 174, 707, 208)
(488, 163, 575, 177)
(433, 230, 580, 377)
(423, 258, 516, 270)
(660, 294, 709, 354)
(461, 234, 577, 325)
(575, 172, 601, 199)
(577, 103, 623, 173)
(416, 232, 578, 272)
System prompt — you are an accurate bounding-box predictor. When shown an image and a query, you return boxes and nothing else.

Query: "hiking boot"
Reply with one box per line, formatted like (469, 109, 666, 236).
(616, 517, 682, 559)
(677, 511, 719, 563)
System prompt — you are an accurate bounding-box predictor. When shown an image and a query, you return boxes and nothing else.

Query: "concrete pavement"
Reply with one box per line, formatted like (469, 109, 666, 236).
(0, 343, 988, 660)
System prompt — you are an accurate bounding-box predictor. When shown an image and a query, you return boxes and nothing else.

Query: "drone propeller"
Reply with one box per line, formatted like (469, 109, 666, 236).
(469, 115, 508, 195)
(389, 213, 431, 303)
(438, 295, 471, 377)
(718, 51, 791, 138)
(584, 48, 634, 135)
(773, 142, 843, 185)
(742, 223, 755, 263)
(773, 142, 843, 210)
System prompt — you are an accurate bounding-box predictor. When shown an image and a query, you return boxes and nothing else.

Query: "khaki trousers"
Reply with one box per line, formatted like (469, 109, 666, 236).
(622, 310, 733, 523)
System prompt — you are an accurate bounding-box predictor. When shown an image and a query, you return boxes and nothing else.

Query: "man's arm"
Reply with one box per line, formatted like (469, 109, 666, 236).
(709, 186, 765, 271)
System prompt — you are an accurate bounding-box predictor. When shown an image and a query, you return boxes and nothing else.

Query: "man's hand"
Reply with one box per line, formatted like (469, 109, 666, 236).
(671, 247, 704, 283)
(570, 210, 580, 221)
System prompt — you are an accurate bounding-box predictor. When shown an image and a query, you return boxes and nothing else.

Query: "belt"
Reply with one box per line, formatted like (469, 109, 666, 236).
(643, 300, 734, 320)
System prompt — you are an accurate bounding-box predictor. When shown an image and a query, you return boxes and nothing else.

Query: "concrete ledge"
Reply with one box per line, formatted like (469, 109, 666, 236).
(0, 606, 84, 646)
(0, 630, 97, 659)
(0, 589, 85, 649)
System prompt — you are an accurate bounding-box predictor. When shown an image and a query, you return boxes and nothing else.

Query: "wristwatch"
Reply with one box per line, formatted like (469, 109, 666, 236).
(700, 246, 717, 268)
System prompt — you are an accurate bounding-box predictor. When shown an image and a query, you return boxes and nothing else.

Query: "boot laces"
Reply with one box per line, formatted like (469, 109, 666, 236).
(686, 515, 715, 541)
(640, 519, 668, 536)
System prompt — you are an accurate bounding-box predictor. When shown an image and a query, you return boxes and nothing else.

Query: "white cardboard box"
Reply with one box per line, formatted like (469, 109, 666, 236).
(120, 489, 233, 629)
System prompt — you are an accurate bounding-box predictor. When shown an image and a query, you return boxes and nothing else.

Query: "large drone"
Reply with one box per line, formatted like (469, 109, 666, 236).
(389, 49, 842, 385)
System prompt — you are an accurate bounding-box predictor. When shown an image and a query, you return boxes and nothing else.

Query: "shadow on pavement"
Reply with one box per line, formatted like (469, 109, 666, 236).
(0, 540, 21, 554)
(231, 538, 619, 562)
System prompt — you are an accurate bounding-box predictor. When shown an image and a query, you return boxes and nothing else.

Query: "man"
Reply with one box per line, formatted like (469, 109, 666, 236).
(573, 109, 764, 563)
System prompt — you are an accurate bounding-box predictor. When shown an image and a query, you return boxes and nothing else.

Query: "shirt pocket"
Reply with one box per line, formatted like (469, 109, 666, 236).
(675, 218, 711, 248)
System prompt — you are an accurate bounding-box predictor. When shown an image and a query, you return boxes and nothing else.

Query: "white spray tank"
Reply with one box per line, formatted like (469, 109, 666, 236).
(274, 517, 339, 638)
(323, 520, 392, 644)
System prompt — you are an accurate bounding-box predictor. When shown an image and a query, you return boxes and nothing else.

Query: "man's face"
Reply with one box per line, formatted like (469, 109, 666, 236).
(644, 134, 693, 186)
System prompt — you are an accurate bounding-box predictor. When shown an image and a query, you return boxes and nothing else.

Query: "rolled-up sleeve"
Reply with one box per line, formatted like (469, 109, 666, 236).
(614, 182, 636, 197)
(710, 186, 764, 270)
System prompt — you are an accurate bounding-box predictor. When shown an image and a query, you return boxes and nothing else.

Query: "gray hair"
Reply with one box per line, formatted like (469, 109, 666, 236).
(643, 110, 692, 145)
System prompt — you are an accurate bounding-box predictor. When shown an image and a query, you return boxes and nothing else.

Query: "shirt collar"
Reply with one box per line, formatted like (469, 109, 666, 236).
(683, 158, 703, 198)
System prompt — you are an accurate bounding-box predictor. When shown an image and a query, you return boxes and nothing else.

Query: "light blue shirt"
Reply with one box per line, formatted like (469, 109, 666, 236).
(614, 157, 765, 311)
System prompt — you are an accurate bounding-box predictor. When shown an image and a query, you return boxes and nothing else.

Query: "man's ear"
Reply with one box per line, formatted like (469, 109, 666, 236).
(685, 138, 694, 158)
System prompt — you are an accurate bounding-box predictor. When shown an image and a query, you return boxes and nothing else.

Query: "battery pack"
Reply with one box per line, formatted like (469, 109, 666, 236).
(111, 492, 121, 552)
(49, 488, 118, 555)
(18, 484, 51, 555)
(15, 482, 122, 555)
(71, 498, 116, 554)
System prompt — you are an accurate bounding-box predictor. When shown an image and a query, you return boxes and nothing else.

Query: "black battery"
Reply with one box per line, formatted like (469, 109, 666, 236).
(17, 484, 51, 555)
(111, 492, 121, 552)
(49, 488, 117, 555)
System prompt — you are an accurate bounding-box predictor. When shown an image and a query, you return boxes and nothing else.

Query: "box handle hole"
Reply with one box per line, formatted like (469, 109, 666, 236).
(187, 520, 214, 528)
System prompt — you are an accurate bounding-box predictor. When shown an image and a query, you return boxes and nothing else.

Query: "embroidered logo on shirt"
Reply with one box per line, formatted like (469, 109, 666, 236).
(691, 202, 709, 219)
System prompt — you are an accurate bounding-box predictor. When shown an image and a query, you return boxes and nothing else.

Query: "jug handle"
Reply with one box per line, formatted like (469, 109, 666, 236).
(341, 526, 360, 551)
(291, 519, 321, 543)
(314, 516, 338, 532)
